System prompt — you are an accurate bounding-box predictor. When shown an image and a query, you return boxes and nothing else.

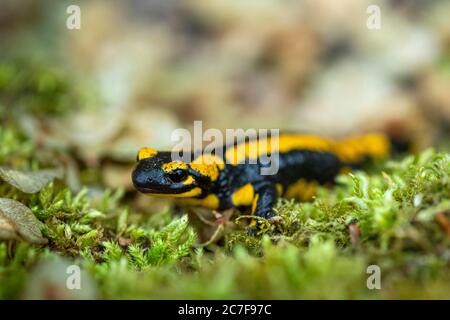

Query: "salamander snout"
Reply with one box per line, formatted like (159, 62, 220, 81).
(131, 167, 148, 192)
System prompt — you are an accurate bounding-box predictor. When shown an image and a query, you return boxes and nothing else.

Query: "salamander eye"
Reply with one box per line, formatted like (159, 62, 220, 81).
(167, 169, 188, 183)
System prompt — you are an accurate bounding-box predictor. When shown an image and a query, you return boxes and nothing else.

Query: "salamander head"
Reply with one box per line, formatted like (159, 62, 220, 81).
(132, 147, 223, 198)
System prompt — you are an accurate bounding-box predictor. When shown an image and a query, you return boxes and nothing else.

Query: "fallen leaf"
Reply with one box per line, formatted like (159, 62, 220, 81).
(0, 198, 48, 244)
(0, 215, 21, 241)
(0, 167, 63, 194)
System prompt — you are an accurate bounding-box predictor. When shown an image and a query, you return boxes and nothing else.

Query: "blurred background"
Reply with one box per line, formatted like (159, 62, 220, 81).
(1, 0, 449, 195)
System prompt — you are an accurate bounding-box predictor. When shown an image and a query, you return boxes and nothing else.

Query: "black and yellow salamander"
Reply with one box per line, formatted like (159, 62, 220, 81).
(132, 133, 394, 234)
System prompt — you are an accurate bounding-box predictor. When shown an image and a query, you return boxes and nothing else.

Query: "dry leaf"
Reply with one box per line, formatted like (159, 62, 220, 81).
(0, 215, 21, 241)
(0, 167, 63, 194)
(0, 198, 48, 244)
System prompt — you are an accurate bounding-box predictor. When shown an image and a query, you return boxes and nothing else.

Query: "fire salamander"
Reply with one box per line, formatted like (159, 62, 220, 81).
(132, 133, 393, 235)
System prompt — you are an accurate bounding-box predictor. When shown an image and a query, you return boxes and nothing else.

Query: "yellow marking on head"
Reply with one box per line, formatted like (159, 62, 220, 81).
(138, 147, 158, 161)
(181, 175, 195, 185)
(231, 183, 255, 207)
(225, 134, 333, 165)
(190, 155, 224, 181)
(192, 154, 225, 168)
(173, 187, 202, 197)
(162, 161, 189, 173)
(285, 179, 317, 201)
(179, 194, 220, 209)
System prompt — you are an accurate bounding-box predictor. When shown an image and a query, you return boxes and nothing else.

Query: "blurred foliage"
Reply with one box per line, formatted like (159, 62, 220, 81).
(0, 59, 97, 117)
(0, 127, 33, 165)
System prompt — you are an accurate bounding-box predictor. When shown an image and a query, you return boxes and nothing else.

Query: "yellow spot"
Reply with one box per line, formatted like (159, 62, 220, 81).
(231, 183, 254, 207)
(162, 161, 189, 172)
(146, 187, 202, 198)
(138, 147, 158, 161)
(190, 155, 224, 181)
(248, 193, 260, 227)
(174, 187, 202, 197)
(285, 179, 317, 201)
(180, 194, 220, 209)
(181, 176, 195, 185)
(276, 183, 283, 196)
(301, 181, 317, 201)
(251, 193, 259, 215)
(192, 154, 225, 169)
(285, 179, 305, 199)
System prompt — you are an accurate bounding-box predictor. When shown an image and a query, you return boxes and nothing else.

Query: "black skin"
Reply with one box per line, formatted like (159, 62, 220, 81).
(132, 149, 342, 234)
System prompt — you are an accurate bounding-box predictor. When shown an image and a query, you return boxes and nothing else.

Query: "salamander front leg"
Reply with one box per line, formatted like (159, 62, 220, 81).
(247, 182, 278, 236)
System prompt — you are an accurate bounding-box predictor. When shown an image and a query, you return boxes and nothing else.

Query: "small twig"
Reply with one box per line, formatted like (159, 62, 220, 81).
(193, 210, 217, 227)
(199, 224, 224, 247)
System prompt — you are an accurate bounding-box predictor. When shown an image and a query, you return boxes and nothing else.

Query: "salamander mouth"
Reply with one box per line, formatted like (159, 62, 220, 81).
(133, 185, 191, 195)
(132, 163, 196, 195)
(132, 172, 194, 195)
